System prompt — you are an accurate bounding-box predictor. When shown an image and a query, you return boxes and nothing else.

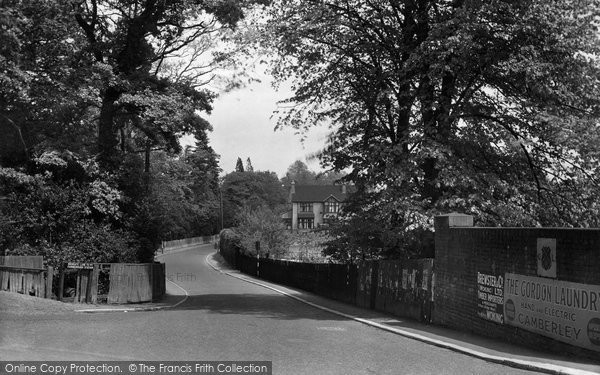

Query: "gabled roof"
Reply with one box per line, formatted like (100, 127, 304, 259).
(291, 185, 354, 203)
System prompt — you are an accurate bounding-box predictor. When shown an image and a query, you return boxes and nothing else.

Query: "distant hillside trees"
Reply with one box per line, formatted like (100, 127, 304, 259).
(235, 157, 245, 172)
(245, 158, 254, 172)
(221, 170, 287, 228)
(281, 160, 346, 186)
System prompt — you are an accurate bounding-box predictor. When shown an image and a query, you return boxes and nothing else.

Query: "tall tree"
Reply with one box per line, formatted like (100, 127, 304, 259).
(264, 0, 600, 253)
(235, 157, 245, 172)
(0, 1, 99, 166)
(280, 160, 316, 185)
(71, 0, 258, 170)
(221, 170, 287, 227)
(245, 157, 254, 172)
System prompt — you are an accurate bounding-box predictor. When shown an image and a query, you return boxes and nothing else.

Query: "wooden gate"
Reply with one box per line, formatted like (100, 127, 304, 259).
(62, 264, 102, 303)
(107, 263, 165, 304)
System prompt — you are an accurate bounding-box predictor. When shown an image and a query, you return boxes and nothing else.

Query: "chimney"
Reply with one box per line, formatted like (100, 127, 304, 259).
(341, 184, 347, 194)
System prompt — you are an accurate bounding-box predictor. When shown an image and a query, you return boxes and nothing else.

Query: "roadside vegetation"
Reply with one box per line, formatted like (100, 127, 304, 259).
(0, 1, 260, 265)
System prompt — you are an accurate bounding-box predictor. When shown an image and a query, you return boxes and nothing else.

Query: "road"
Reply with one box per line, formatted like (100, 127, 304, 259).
(0, 244, 538, 374)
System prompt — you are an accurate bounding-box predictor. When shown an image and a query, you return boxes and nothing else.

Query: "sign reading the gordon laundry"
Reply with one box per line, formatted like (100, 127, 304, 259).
(504, 273, 600, 352)
(477, 272, 504, 324)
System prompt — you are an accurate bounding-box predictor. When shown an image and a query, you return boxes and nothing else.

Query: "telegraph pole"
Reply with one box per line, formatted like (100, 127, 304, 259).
(219, 187, 224, 231)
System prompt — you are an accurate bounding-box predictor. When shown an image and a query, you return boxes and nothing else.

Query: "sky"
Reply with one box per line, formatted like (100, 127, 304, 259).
(184, 73, 331, 178)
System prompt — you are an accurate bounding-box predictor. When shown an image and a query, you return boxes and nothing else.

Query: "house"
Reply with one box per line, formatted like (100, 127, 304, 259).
(283, 181, 353, 230)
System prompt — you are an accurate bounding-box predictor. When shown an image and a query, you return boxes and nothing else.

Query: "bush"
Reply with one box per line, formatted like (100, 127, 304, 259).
(0, 164, 139, 267)
(287, 230, 332, 263)
(235, 205, 290, 258)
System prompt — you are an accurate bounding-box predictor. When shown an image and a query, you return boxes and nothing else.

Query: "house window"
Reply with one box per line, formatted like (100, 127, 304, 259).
(300, 203, 313, 212)
(324, 199, 340, 213)
(298, 218, 314, 229)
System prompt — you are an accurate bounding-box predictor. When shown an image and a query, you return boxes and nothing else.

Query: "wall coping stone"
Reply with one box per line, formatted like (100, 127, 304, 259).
(435, 213, 473, 228)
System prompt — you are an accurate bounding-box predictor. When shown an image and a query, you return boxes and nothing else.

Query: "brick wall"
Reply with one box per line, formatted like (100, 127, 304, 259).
(433, 213, 600, 357)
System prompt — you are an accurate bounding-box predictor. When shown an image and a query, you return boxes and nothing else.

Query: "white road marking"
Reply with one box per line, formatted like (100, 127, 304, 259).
(166, 278, 189, 309)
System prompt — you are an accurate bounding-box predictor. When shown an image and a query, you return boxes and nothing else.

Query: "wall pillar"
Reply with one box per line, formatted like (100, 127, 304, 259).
(433, 213, 473, 325)
(434, 213, 473, 254)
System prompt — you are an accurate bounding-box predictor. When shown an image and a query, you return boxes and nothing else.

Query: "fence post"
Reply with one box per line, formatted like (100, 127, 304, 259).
(58, 270, 64, 301)
(369, 261, 379, 310)
(161, 263, 166, 296)
(255, 241, 260, 278)
(90, 265, 99, 304)
(162, 263, 166, 296)
(45, 266, 54, 299)
(75, 270, 81, 302)
(150, 263, 155, 301)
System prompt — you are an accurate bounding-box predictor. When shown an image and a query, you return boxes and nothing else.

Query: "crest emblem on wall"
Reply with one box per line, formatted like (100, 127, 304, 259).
(536, 238, 557, 278)
(541, 246, 553, 270)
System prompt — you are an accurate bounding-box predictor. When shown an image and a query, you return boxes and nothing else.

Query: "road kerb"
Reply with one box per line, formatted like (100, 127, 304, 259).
(77, 244, 208, 313)
(74, 278, 189, 313)
(205, 252, 597, 375)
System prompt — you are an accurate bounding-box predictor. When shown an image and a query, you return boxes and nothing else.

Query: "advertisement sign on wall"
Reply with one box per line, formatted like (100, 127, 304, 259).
(477, 272, 504, 324)
(504, 273, 600, 352)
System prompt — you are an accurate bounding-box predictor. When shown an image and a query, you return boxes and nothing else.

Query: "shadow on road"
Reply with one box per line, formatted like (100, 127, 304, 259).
(168, 293, 355, 321)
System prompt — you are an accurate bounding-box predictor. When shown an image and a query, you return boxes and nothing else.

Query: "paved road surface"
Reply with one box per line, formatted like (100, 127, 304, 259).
(0, 244, 539, 374)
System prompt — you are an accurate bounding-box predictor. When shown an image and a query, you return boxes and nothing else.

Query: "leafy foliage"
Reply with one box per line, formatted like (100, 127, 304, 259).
(263, 0, 600, 259)
(0, 0, 246, 262)
(287, 230, 332, 263)
(221, 170, 287, 227)
(280, 160, 346, 186)
(0, 0, 100, 166)
(235, 205, 290, 258)
(0, 157, 135, 267)
(69, 0, 263, 169)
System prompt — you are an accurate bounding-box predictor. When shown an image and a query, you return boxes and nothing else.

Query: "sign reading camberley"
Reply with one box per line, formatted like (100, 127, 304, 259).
(504, 273, 600, 352)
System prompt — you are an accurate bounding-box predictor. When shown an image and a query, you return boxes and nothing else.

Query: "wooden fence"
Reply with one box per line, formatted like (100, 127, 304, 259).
(161, 235, 218, 252)
(65, 263, 166, 304)
(356, 259, 434, 322)
(0, 256, 53, 298)
(106, 263, 165, 304)
(1, 256, 165, 304)
(220, 234, 434, 322)
(250, 257, 358, 305)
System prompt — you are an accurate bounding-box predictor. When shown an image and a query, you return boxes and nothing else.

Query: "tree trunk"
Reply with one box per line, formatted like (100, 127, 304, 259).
(98, 87, 122, 170)
(144, 141, 151, 193)
(416, 40, 457, 206)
